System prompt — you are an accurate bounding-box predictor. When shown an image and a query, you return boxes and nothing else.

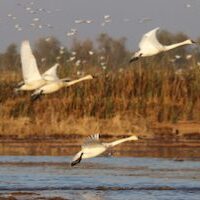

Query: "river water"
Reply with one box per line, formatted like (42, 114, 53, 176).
(0, 156, 200, 200)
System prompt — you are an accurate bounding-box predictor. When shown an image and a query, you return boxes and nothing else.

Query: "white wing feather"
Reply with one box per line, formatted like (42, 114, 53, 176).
(139, 27, 163, 51)
(82, 133, 100, 147)
(20, 40, 42, 83)
(42, 63, 59, 81)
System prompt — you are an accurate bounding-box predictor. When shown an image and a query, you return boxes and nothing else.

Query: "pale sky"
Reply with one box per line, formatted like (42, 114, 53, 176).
(0, 0, 200, 52)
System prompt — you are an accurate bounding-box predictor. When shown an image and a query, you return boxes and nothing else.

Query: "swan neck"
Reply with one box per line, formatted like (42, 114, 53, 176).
(65, 76, 91, 86)
(164, 40, 190, 51)
(106, 137, 133, 148)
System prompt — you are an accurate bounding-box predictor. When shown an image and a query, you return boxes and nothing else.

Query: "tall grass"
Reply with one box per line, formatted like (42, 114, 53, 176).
(1, 59, 200, 137)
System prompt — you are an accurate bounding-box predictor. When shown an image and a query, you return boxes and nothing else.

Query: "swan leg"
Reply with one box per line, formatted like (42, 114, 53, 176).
(31, 90, 43, 101)
(14, 82, 25, 93)
(71, 153, 83, 166)
(129, 56, 139, 63)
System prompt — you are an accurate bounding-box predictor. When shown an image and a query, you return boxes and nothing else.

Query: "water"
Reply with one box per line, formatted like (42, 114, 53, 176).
(0, 156, 200, 200)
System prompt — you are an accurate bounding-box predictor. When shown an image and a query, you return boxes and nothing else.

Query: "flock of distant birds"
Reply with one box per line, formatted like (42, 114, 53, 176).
(14, 26, 197, 166)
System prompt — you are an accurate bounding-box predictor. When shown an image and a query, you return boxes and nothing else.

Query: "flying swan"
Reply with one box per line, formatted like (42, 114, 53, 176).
(15, 40, 61, 91)
(129, 27, 196, 62)
(71, 134, 138, 166)
(31, 74, 95, 101)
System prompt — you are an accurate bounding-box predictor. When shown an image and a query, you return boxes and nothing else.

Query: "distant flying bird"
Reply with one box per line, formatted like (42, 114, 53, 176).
(85, 20, 93, 24)
(68, 56, 76, 62)
(74, 19, 84, 24)
(41, 57, 46, 62)
(31, 74, 95, 100)
(25, 7, 31, 11)
(59, 50, 64, 54)
(186, 54, 192, 60)
(17, 27, 23, 31)
(15, 40, 59, 91)
(71, 51, 77, 56)
(45, 37, 51, 42)
(30, 23, 36, 27)
(104, 15, 111, 20)
(75, 60, 81, 66)
(60, 46, 65, 50)
(175, 54, 181, 59)
(89, 51, 94, 55)
(139, 17, 152, 24)
(101, 15, 111, 26)
(56, 56, 61, 60)
(66, 28, 77, 37)
(33, 18, 40, 22)
(14, 24, 20, 29)
(46, 24, 53, 29)
(38, 25, 43, 29)
(71, 134, 138, 166)
(129, 27, 196, 62)
(186, 4, 191, 8)
(74, 19, 93, 24)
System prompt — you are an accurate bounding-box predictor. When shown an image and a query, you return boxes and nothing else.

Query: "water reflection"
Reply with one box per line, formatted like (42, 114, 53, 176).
(0, 137, 200, 159)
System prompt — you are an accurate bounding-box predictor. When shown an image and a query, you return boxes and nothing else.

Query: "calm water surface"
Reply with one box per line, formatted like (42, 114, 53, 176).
(0, 156, 200, 200)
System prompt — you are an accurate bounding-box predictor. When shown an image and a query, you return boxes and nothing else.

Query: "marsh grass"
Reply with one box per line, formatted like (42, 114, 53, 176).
(1, 59, 200, 137)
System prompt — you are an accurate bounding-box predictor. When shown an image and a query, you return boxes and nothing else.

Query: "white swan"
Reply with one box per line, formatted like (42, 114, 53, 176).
(129, 27, 196, 62)
(15, 40, 59, 91)
(71, 134, 138, 166)
(31, 74, 95, 101)
(16, 63, 59, 90)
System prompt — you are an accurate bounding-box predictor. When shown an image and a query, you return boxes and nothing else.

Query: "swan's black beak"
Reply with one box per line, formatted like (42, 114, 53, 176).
(191, 40, 197, 44)
(129, 57, 139, 63)
(71, 153, 83, 167)
(92, 75, 98, 79)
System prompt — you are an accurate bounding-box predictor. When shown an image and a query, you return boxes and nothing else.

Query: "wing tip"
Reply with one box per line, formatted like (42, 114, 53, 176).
(21, 40, 30, 46)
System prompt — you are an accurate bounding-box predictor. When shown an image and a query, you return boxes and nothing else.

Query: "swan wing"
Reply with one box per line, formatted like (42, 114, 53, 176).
(42, 63, 59, 81)
(20, 40, 42, 83)
(139, 27, 163, 51)
(82, 133, 101, 147)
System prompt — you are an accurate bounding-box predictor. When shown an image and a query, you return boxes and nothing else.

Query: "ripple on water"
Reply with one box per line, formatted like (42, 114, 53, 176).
(0, 156, 200, 200)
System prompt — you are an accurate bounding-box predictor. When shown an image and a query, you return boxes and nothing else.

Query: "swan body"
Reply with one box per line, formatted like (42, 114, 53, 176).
(130, 27, 195, 62)
(31, 74, 95, 100)
(71, 134, 138, 166)
(16, 63, 59, 91)
(16, 40, 59, 91)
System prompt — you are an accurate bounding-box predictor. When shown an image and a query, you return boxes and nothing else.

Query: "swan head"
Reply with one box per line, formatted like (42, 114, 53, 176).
(86, 74, 96, 80)
(91, 74, 98, 79)
(186, 39, 196, 44)
(128, 135, 139, 141)
(190, 39, 196, 44)
(129, 51, 143, 63)
(71, 151, 84, 166)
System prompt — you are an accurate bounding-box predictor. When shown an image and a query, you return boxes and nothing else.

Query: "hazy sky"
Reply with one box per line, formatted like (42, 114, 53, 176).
(0, 0, 200, 52)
